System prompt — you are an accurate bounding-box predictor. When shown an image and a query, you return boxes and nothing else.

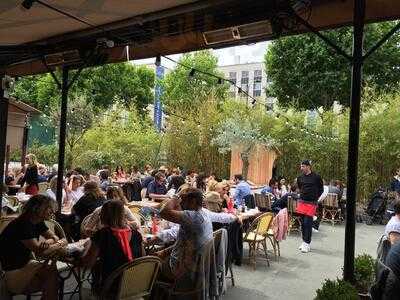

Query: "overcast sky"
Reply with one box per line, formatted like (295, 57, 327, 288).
(134, 41, 269, 68)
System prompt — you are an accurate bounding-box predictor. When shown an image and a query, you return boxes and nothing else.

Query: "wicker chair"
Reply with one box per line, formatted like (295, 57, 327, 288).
(38, 182, 48, 193)
(287, 196, 301, 234)
(99, 256, 161, 300)
(255, 193, 272, 212)
(242, 212, 274, 269)
(322, 193, 342, 226)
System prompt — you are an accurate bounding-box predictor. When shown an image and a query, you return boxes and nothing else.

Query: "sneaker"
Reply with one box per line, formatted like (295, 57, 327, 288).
(300, 243, 311, 253)
(299, 242, 305, 250)
(312, 228, 319, 233)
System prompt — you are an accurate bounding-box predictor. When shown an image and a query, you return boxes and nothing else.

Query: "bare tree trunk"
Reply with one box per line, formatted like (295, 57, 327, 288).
(241, 152, 250, 181)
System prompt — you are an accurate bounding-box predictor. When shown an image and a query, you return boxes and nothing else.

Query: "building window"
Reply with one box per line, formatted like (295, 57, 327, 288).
(241, 71, 249, 84)
(253, 69, 262, 97)
(240, 71, 249, 97)
(229, 72, 237, 85)
(253, 89, 261, 97)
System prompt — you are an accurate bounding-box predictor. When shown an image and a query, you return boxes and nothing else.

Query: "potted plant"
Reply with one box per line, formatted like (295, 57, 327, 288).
(315, 278, 359, 300)
(354, 254, 375, 298)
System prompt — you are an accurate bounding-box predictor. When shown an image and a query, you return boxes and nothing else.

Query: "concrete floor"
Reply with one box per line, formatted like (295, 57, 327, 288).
(225, 222, 384, 300)
(16, 222, 384, 300)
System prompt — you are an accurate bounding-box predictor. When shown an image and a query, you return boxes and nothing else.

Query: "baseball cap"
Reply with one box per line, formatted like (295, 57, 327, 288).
(301, 160, 312, 166)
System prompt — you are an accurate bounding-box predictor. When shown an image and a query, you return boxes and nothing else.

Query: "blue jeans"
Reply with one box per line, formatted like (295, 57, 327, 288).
(301, 215, 313, 244)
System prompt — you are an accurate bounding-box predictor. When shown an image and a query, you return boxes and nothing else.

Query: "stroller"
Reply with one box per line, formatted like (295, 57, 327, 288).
(365, 187, 387, 225)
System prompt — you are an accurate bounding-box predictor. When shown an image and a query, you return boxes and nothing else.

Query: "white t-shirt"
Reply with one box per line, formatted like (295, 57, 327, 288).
(68, 187, 84, 204)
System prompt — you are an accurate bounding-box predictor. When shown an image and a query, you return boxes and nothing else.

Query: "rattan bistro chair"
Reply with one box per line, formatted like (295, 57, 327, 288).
(255, 193, 272, 212)
(243, 212, 274, 269)
(322, 193, 342, 226)
(99, 256, 161, 300)
(287, 196, 301, 234)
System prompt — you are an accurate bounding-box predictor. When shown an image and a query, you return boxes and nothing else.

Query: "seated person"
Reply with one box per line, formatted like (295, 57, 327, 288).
(0, 195, 67, 299)
(99, 170, 110, 192)
(82, 185, 140, 237)
(233, 174, 251, 207)
(261, 179, 276, 196)
(372, 241, 400, 300)
(271, 184, 299, 213)
(79, 200, 144, 297)
(385, 200, 400, 245)
(66, 174, 85, 205)
(72, 181, 106, 240)
(157, 187, 213, 280)
(147, 171, 169, 201)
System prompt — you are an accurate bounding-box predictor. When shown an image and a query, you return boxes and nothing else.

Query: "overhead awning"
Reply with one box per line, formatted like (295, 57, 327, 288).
(1, 0, 400, 76)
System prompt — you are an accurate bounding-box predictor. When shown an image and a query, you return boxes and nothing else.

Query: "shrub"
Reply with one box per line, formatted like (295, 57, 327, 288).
(315, 279, 358, 300)
(354, 254, 376, 293)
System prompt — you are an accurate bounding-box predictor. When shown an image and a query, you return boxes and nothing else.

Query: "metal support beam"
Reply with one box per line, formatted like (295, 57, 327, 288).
(293, 13, 352, 62)
(56, 67, 69, 212)
(343, 0, 365, 283)
(363, 21, 400, 61)
(0, 76, 8, 217)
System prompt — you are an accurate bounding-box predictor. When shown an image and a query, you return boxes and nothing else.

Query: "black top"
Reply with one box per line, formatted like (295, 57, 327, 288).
(271, 192, 299, 212)
(73, 193, 105, 221)
(297, 172, 324, 203)
(0, 218, 48, 271)
(91, 227, 143, 292)
(20, 165, 39, 187)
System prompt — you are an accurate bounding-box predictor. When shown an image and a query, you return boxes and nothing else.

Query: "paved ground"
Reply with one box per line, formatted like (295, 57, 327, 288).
(225, 222, 384, 300)
(16, 222, 384, 300)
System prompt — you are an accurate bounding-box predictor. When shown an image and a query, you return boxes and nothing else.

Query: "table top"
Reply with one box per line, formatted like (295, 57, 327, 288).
(128, 200, 161, 209)
(239, 208, 263, 220)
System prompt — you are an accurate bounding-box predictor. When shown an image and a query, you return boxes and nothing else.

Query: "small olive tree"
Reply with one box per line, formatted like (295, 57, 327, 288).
(212, 117, 276, 180)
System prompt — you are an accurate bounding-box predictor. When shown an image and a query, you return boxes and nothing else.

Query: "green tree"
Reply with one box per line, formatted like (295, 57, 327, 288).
(50, 96, 96, 168)
(212, 105, 276, 180)
(74, 106, 161, 171)
(265, 21, 400, 109)
(162, 50, 229, 112)
(12, 62, 155, 114)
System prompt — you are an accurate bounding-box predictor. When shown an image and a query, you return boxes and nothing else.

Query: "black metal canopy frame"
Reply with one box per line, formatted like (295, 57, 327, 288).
(1, 0, 400, 284)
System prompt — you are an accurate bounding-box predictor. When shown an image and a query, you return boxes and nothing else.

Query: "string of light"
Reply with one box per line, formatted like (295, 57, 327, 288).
(22, 1, 338, 141)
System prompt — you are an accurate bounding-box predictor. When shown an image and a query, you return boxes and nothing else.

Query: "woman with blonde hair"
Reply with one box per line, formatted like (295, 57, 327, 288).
(20, 153, 39, 195)
(0, 194, 67, 299)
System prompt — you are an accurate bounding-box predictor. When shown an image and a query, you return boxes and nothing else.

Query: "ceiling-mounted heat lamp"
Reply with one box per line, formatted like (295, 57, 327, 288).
(203, 20, 272, 46)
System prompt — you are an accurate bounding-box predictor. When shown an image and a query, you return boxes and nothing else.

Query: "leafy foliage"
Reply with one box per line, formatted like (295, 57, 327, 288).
(314, 279, 358, 300)
(12, 62, 155, 114)
(212, 101, 276, 179)
(164, 94, 230, 178)
(162, 50, 229, 112)
(265, 21, 400, 109)
(74, 106, 161, 172)
(353, 254, 376, 293)
(27, 141, 60, 166)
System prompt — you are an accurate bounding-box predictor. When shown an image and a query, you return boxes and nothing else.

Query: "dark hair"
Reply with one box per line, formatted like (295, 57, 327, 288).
(131, 165, 139, 173)
(83, 181, 104, 199)
(187, 169, 196, 176)
(169, 175, 186, 191)
(394, 200, 400, 215)
(20, 194, 57, 218)
(106, 185, 128, 204)
(234, 174, 243, 181)
(99, 170, 109, 180)
(196, 173, 208, 192)
(100, 200, 125, 228)
(269, 178, 276, 187)
(101, 165, 110, 170)
(180, 187, 204, 208)
(154, 172, 165, 181)
(1, 183, 8, 194)
(150, 170, 158, 177)
(73, 167, 86, 176)
(115, 166, 124, 173)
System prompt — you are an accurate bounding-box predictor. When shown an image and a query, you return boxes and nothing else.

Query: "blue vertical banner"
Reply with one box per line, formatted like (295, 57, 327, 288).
(154, 65, 164, 132)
